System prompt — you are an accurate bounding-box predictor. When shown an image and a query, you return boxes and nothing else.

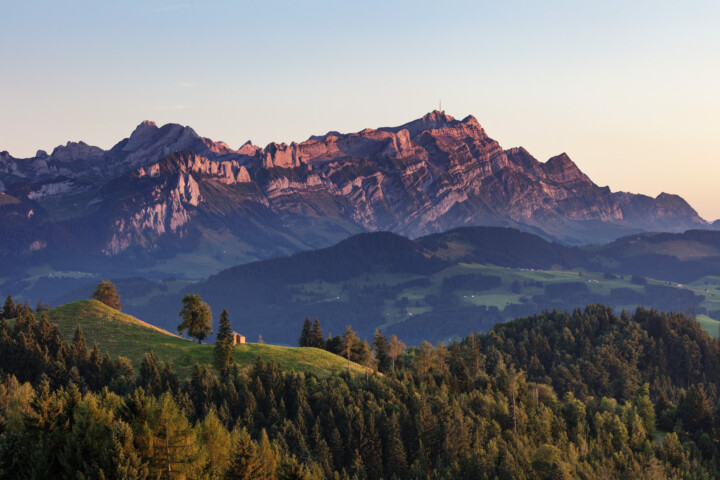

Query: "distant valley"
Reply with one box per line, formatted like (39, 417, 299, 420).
(46, 227, 720, 345)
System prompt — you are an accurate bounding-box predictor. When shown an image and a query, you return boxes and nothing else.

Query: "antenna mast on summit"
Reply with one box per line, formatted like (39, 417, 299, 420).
(439, 98, 442, 112)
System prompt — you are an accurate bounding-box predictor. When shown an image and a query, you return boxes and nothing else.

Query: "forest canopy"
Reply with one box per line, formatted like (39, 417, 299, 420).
(0, 303, 719, 479)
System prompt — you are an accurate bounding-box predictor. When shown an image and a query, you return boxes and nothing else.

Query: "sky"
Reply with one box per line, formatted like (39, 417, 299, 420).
(1, 0, 719, 219)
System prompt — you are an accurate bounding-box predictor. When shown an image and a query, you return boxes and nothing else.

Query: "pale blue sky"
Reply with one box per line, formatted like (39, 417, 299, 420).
(1, 1, 719, 219)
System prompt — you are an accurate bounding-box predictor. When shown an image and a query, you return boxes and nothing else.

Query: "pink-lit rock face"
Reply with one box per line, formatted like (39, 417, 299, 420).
(0, 111, 708, 256)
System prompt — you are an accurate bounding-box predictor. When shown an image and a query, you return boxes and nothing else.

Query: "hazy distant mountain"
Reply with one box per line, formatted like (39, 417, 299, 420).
(50, 226, 720, 344)
(0, 111, 707, 277)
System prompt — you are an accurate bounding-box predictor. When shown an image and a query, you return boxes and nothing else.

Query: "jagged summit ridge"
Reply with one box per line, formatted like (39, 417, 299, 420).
(0, 111, 709, 264)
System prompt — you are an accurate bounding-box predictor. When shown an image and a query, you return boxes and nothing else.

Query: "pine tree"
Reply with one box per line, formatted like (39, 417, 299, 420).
(448, 341, 470, 392)
(255, 429, 278, 480)
(108, 422, 150, 480)
(388, 335, 406, 373)
(434, 342, 447, 374)
(92, 280, 122, 311)
(350, 449, 366, 479)
(277, 454, 313, 480)
(680, 384, 713, 432)
(342, 325, 357, 375)
(310, 318, 325, 349)
(372, 330, 391, 372)
(72, 325, 88, 361)
(384, 413, 407, 478)
(361, 340, 375, 380)
(226, 427, 260, 479)
(417, 341, 434, 376)
(466, 333, 484, 376)
(198, 408, 231, 478)
(298, 318, 312, 347)
(1, 295, 16, 320)
(178, 294, 213, 343)
(140, 352, 163, 395)
(215, 309, 234, 374)
(149, 392, 201, 479)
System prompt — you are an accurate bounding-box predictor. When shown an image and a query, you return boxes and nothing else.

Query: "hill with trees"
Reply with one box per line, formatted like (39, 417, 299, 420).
(1, 302, 719, 478)
(117, 228, 720, 344)
(3, 299, 363, 379)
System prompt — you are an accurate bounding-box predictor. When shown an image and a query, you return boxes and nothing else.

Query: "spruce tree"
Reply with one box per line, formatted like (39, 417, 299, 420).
(140, 352, 162, 395)
(215, 309, 234, 374)
(311, 318, 325, 348)
(72, 325, 88, 361)
(255, 429, 278, 480)
(278, 455, 314, 480)
(388, 335, 406, 373)
(385, 413, 407, 478)
(2, 295, 15, 320)
(342, 325, 357, 375)
(150, 393, 200, 479)
(372, 330, 391, 373)
(226, 427, 260, 479)
(197, 408, 231, 478)
(298, 318, 312, 347)
(108, 422, 149, 480)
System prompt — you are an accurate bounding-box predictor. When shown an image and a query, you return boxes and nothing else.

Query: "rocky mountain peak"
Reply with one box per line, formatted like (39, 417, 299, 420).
(130, 120, 159, 137)
(653, 193, 697, 214)
(51, 141, 104, 162)
(262, 142, 302, 169)
(423, 110, 454, 122)
(461, 114, 481, 127)
(125, 121, 161, 151)
(391, 110, 459, 137)
(542, 153, 590, 184)
(237, 141, 260, 156)
(114, 122, 205, 173)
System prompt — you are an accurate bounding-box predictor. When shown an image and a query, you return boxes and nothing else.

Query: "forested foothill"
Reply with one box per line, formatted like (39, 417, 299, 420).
(1, 299, 720, 478)
(28, 227, 719, 346)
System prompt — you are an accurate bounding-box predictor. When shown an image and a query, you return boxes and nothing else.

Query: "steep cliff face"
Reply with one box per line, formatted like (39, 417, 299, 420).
(0, 112, 708, 268)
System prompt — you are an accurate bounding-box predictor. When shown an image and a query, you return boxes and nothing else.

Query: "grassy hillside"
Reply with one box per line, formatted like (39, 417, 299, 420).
(696, 314, 720, 338)
(28, 300, 364, 378)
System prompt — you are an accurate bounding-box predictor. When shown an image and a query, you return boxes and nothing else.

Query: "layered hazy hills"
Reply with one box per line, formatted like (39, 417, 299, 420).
(52, 226, 720, 344)
(0, 111, 709, 276)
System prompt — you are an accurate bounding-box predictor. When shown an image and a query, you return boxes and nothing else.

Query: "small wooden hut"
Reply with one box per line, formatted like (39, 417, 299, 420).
(232, 332, 246, 345)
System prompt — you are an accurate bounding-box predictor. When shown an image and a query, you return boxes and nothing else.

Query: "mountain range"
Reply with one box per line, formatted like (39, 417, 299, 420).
(0, 111, 710, 279)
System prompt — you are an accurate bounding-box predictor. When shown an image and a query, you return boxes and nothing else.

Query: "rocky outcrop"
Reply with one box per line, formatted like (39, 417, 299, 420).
(0, 120, 245, 186)
(0, 111, 709, 262)
(27, 180, 77, 199)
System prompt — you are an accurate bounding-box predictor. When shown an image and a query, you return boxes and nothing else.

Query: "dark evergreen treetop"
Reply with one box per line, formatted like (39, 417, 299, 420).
(1, 295, 16, 320)
(310, 318, 325, 349)
(214, 308, 234, 373)
(298, 317, 312, 347)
